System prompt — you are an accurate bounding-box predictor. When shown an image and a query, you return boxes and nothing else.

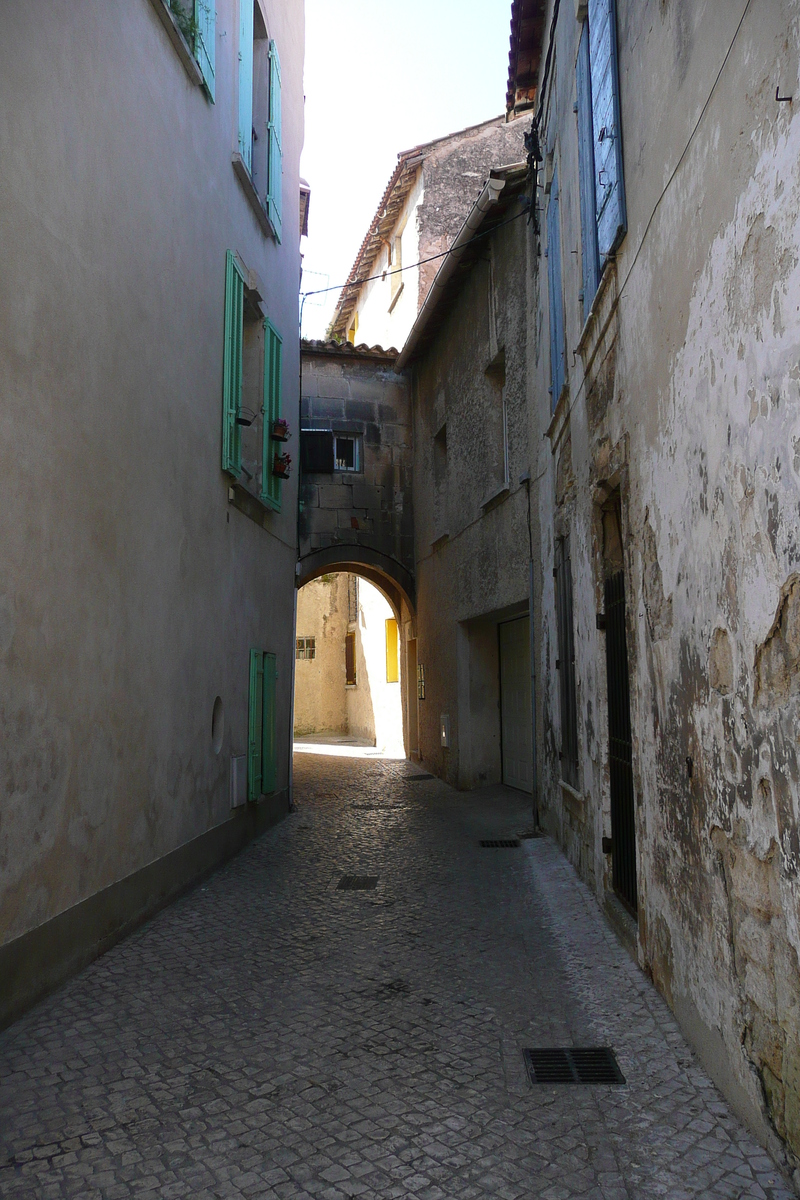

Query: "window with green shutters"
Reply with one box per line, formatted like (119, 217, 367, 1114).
(235, 3, 282, 241)
(266, 40, 282, 243)
(248, 649, 277, 802)
(261, 320, 284, 511)
(193, 0, 215, 100)
(222, 251, 245, 477)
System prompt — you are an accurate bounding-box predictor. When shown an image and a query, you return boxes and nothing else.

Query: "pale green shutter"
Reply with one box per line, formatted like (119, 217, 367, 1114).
(248, 648, 264, 801)
(194, 0, 215, 101)
(222, 251, 245, 476)
(267, 40, 282, 241)
(238, 0, 254, 171)
(546, 168, 565, 409)
(261, 320, 283, 511)
(262, 652, 277, 794)
(576, 21, 600, 308)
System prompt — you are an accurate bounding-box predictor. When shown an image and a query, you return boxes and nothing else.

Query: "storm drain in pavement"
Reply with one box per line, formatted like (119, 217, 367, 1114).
(337, 875, 378, 890)
(406, 773, 434, 781)
(523, 1047, 625, 1084)
(480, 839, 520, 848)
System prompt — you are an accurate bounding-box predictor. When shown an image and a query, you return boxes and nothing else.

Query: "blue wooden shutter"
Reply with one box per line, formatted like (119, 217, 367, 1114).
(194, 0, 215, 101)
(267, 40, 282, 242)
(248, 649, 264, 801)
(576, 20, 600, 308)
(261, 652, 277, 794)
(222, 251, 245, 476)
(238, 0, 254, 171)
(261, 320, 283, 510)
(546, 168, 565, 410)
(588, 0, 626, 258)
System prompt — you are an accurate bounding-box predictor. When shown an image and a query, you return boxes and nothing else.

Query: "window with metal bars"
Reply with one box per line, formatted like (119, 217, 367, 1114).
(295, 637, 315, 660)
(554, 534, 579, 787)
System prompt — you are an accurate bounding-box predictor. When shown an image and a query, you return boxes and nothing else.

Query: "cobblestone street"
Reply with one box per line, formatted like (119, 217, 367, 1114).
(0, 752, 796, 1200)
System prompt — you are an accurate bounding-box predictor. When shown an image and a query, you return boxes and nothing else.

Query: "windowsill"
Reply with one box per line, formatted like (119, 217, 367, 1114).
(388, 282, 404, 313)
(431, 532, 450, 552)
(575, 257, 617, 367)
(228, 480, 282, 527)
(148, 0, 204, 87)
(560, 779, 584, 822)
(232, 153, 278, 240)
(481, 485, 510, 514)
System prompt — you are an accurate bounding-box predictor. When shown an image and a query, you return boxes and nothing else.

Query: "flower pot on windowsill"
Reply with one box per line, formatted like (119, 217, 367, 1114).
(273, 452, 292, 480)
(271, 419, 290, 441)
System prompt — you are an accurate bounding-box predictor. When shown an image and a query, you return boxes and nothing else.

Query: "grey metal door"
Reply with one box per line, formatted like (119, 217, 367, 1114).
(499, 617, 532, 792)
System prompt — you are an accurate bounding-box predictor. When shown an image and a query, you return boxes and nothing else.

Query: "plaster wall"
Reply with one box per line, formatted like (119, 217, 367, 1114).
(354, 173, 423, 353)
(411, 212, 532, 788)
(346, 579, 404, 754)
(0, 0, 304, 950)
(530, 0, 800, 1176)
(293, 576, 349, 736)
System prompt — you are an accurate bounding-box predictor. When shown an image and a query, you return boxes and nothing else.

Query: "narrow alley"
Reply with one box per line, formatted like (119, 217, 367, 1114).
(1, 752, 794, 1199)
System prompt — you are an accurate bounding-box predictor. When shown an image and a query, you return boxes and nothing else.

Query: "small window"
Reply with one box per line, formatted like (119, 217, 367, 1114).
(347, 311, 359, 345)
(296, 637, 316, 660)
(345, 631, 357, 685)
(334, 434, 361, 472)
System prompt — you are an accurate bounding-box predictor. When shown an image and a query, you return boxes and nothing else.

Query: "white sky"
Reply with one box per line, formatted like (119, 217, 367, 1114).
(300, 0, 513, 340)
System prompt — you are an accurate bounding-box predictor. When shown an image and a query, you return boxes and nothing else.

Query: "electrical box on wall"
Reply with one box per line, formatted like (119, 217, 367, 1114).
(440, 714, 450, 749)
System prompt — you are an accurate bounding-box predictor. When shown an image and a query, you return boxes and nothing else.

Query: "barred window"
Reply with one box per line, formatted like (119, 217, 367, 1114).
(295, 637, 316, 660)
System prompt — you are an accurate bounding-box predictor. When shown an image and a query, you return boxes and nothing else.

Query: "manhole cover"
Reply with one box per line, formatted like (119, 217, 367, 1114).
(480, 839, 520, 848)
(337, 875, 378, 890)
(523, 1047, 625, 1085)
(406, 773, 434, 781)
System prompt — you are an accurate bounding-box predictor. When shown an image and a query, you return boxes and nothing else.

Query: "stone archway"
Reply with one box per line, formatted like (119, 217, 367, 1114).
(296, 546, 415, 624)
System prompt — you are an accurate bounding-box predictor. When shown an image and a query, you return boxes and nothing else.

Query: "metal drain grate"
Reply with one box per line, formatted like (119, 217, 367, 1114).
(337, 875, 378, 890)
(480, 839, 520, 848)
(523, 1047, 625, 1085)
(406, 773, 434, 781)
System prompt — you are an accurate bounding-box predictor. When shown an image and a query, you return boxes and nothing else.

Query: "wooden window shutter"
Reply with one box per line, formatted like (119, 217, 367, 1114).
(546, 168, 565, 410)
(300, 430, 335, 473)
(587, 0, 627, 259)
(248, 648, 264, 801)
(261, 320, 283, 510)
(345, 631, 356, 686)
(261, 652, 277, 794)
(576, 21, 600, 308)
(238, 0, 254, 171)
(385, 619, 399, 683)
(194, 0, 215, 101)
(222, 251, 245, 476)
(267, 40, 283, 242)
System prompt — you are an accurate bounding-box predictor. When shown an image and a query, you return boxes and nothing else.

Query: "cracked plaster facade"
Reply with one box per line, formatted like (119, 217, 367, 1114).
(529, 0, 800, 1183)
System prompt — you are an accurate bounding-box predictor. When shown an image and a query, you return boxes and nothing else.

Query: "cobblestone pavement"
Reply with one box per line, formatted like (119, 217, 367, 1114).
(1, 752, 796, 1200)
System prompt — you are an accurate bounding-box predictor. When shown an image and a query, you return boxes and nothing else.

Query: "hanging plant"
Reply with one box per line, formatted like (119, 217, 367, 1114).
(273, 452, 292, 479)
(271, 418, 290, 441)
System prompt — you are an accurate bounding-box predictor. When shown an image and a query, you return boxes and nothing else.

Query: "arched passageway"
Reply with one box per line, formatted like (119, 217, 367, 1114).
(293, 567, 415, 761)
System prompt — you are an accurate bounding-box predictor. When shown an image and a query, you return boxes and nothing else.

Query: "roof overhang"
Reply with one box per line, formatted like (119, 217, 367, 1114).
(506, 0, 547, 117)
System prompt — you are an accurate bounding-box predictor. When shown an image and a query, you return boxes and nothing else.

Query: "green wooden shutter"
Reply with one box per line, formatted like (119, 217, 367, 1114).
(248, 648, 264, 801)
(588, 0, 626, 258)
(261, 652, 277, 794)
(576, 20, 600, 309)
(267, 40, 282, 242)
(238, 0, 254, 171)
(222, 251, 245, 476)
(261, 320, 283, 511)
(546, 168, 565, 410)
(194, 0, 215, 101)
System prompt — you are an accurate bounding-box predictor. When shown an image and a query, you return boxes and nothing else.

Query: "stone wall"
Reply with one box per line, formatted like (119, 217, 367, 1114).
(294, 576, 349, 736)
(529, 0, 800, 1179)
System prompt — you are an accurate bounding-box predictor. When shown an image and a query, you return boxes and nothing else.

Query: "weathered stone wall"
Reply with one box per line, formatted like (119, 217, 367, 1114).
(0, 0, 303, 962)
(411, 209, 532, 788)
(299, 343, 414, 597)
(530, 0, 800, 1178)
